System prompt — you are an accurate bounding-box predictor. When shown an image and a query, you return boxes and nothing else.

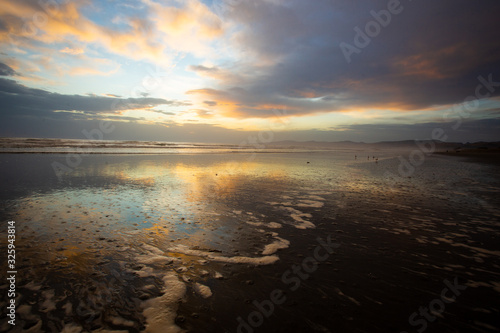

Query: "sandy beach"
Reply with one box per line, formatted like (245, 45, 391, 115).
(0, 149, 499, 333)
(2, 0, 500, 331)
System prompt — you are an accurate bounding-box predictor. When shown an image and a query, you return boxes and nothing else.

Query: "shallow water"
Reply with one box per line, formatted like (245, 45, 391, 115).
(0, 151, 499, 332)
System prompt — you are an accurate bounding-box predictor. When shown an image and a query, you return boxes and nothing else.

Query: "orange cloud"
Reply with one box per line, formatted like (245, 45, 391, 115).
(145, 0, 222, 38)
(288, 88, 323, 99)
(0, 0, 167, 65)
(70, 64, 121, 76)
(60, 46, 84, 55)
(392, 44, 474, 80)
(186, 87, 299, 119)
(141, 0, 224, 57)
(187, 64, 245, 84)
(0, 0, 33, 17)
(1, 0, 227, 69)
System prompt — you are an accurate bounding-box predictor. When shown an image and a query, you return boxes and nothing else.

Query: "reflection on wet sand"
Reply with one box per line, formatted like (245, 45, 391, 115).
(0, 152, 499, 332)
(1, 154, 322, 332)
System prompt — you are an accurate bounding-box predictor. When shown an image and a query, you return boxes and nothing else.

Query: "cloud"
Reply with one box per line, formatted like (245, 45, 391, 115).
(60, 46, 84, 55)
(203, 100, 217, 107)
(142, 0, 223, 57)
(0, 0, 228, 83)
(321, 118, 500, 143)
(185, 86, 336, 119)
(0, 78, 184, 119)
(0, 0, 165, 64)
(69, 64, 121, 76)
(187, 63, 245, 83)
(0, 62, 17, 76)
(219, 0, 307, 64)
(2, 103, 498, 143)
(0, 114, 256, 143)
(150, 110, 176, 116)
(145, 0, 222, 38)
(188, 65, 220, 76)
(1, 0, 500, 143)
(192, 109, 214, 118)
(187, 0, 500, 120)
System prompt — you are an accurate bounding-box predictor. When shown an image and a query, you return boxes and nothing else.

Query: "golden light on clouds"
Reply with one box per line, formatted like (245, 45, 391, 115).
(1, 0, 499, 142)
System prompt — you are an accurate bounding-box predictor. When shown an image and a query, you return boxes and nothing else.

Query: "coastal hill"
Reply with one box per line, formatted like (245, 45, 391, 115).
(267, 140, 500, 152)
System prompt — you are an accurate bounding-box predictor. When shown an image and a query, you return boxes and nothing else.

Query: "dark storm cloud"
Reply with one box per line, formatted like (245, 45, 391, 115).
(200, 0, 500, 117)
(0, 62, 17, 76)
(332, 118, 500, 143)
(0, 78, 184, 119)
(269, 118, 500, 143)
(0, 115, 253, 144)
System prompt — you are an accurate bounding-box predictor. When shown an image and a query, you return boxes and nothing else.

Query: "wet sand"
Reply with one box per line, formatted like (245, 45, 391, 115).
(0, 151, 499, 332)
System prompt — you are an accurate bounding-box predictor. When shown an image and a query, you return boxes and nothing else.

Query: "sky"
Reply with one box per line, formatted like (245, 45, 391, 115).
(1, 0, 500, 144)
